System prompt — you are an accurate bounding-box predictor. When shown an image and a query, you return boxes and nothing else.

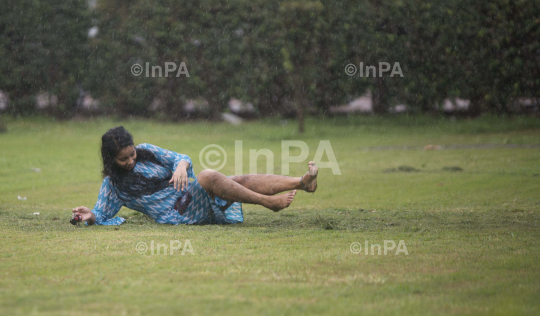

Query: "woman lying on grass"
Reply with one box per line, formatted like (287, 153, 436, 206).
(71, 126, 318, 225)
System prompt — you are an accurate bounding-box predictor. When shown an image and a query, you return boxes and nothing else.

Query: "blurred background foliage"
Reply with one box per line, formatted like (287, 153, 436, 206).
(0, 0, 539, 121)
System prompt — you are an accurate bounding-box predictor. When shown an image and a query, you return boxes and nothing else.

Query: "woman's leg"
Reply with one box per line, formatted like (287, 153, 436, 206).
(197, 169, 296, 212)
(229, 161, 318, 195)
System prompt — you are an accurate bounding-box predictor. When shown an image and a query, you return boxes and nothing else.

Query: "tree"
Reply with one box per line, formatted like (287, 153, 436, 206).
(278, 1, 325, 133)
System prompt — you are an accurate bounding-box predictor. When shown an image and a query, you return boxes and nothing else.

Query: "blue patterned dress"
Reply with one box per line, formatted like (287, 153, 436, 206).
(89, 143, 243, 225)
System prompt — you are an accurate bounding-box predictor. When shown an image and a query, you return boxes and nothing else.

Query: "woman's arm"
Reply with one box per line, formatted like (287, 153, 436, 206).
(136, 143, 194, 174)
(73, 177, 125, 226)
(136, 143, 195, 191)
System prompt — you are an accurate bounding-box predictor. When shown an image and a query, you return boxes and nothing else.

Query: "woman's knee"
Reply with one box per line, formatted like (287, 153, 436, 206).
(197, 169, 220, 198)
(197, 169, 218, 188)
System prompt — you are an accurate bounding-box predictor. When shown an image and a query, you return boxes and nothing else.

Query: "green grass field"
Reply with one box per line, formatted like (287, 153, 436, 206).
(1, 115, 539, 316)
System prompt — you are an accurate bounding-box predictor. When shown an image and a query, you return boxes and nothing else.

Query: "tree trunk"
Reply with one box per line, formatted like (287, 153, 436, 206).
(294, 75, 305, 133)
(372, 77, 388, 115)
(468, 95, 484, 117)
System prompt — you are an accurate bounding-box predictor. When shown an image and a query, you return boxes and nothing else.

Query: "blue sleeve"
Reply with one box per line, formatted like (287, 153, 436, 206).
(136, 143, 195, 179)
(89, 177, 125, 226)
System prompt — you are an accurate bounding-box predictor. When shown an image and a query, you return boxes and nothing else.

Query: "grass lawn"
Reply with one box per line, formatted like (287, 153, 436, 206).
(1, 115, 539, 316)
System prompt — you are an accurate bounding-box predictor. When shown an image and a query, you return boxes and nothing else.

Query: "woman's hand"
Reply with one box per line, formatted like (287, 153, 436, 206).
(72, 206, 95, 225)
(170, 161, 189, 191)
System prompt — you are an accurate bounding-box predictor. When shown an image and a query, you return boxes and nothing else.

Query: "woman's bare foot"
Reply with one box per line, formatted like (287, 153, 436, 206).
(266, 190, 297, 212)
(300, 161, 318, 192)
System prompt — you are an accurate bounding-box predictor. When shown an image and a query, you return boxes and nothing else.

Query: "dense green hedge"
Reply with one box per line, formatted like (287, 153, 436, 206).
(1, 0, 538, 118)
(0, 0, 91, 116)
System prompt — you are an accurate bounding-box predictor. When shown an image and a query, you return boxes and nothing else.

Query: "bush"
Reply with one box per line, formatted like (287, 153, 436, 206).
(0, 0, 91, 117)
(3, 0, 537, 118)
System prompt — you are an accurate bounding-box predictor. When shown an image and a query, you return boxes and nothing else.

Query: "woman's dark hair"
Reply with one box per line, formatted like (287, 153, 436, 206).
(101, 126, 172, 201)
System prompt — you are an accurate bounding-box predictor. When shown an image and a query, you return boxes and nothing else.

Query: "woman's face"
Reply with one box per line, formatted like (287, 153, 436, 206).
(115, 145, 137, 170)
